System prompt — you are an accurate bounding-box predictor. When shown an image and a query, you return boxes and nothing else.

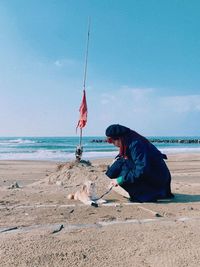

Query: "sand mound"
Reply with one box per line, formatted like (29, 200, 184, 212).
(47, 160, 110, 194)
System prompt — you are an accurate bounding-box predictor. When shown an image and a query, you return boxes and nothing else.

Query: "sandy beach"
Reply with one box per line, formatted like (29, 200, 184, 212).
(0, 153, 200, 266)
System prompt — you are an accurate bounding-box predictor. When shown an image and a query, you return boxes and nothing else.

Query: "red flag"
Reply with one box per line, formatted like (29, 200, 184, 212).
(76, 89, 88, 129)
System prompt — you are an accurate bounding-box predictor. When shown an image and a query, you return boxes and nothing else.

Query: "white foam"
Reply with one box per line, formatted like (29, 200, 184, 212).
(0, 150, 117, 161)
(161, 147, 200, 154)
(0, 139, 36, 145)
(0, 139, 200, 161)
(1, 147, 200, 161)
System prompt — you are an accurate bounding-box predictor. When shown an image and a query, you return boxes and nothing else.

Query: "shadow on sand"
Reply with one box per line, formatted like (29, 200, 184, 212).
(105, 194, 200, 204)
(158, 193, 200, 203)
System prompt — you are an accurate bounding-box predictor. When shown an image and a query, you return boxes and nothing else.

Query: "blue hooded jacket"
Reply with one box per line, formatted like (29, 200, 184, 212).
(106, 131, 173, 202)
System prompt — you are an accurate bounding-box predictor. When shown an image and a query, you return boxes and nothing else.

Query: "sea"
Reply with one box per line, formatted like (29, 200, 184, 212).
(0, 136, 200, 162)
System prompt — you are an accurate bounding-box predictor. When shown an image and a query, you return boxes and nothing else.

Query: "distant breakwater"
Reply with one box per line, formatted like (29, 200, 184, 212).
(90, 138, 200, 144)
(149, 138, 200, 144)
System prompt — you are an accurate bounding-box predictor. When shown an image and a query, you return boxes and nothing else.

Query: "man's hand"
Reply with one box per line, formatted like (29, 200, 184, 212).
(109, 179, 119, 187)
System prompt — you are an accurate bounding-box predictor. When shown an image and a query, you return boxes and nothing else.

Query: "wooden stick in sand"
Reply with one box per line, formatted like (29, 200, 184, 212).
(0, 226, 18, 233)
(51, 224, 64, 234)
(138, 206, 162, 217)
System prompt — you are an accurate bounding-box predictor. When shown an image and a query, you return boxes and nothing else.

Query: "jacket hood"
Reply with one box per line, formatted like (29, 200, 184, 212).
(105, 124, 131, 138)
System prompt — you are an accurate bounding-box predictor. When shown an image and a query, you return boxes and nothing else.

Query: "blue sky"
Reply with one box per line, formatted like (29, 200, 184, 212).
(0, 0, 200, 137)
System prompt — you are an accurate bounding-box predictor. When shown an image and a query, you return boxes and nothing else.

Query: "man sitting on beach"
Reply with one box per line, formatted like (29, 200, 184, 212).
(105, 124, 174, 202)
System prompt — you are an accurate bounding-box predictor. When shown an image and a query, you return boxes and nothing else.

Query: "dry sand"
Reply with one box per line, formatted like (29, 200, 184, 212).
(0, 154, 200, 266)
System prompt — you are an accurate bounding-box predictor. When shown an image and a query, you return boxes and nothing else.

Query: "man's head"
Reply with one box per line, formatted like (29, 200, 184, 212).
(105, 124, 130, 147)
(105, 124, 130, 138)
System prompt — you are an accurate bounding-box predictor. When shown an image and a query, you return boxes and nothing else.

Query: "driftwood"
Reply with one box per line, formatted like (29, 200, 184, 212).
(0, 226, 18, 233)
(138, 206, 162, 217)
(51, 224, 64, 234)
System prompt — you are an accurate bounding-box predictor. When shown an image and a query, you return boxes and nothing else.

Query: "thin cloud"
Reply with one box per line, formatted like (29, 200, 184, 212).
(54, 58, 79, 68)
(95, 87, 200, 135)
(161, 95, 200, 113)
(100, 87, 154, 112)
(100, 93, 116, 105)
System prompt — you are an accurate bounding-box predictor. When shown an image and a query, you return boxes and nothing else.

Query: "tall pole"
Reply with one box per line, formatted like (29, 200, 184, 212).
(83, 17, 91, 91)
(75, 18, 90, 162)
(79, 17, 90, 148)
(79, 128, 82, 147)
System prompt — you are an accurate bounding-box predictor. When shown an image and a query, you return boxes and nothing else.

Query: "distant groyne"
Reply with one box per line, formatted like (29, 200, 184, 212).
(90, 138, 200, 144)
(149, 139, 200, 144)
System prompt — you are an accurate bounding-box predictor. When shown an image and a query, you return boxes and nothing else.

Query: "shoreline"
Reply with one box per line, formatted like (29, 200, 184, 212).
(1, 135, 200, 162)
(1, 148, 200, 162)
(1, 151, 200, 162)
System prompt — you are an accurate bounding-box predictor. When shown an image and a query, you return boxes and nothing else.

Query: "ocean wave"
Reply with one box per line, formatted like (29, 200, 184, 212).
(0, 139, 36, 145)
(0, 135, 200, 161)
(0, 150, 117, 161)
(0, 147, 200, 161)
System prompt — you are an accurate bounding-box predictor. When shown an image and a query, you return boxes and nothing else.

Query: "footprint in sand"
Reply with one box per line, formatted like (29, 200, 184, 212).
(100, 215, 116, 222)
